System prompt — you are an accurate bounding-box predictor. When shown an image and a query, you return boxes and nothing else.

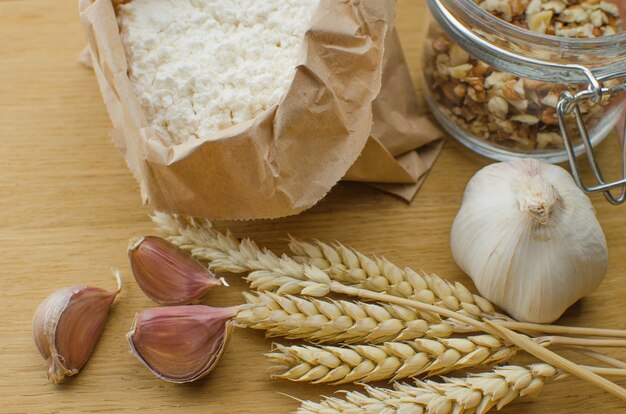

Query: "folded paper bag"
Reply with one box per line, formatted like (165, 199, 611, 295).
(79, 0, 442, 220)
(345, 25, 444, 195)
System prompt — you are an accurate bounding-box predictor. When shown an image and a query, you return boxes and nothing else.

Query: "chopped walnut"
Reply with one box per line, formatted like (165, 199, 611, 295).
(502, 79, 526, 100)
(537, 131, 564, 148)
(529, 10, 554, 33)
(423, 0, 622, 152)
(488, 96, 510, 118)
(449, 44, 471, 66)
(511, 114, 541, 124)
(449, 64, 474, 79)
(480, 0, 515, 21)
(542, 1, 567, 14)
(559, 5, 588, 23)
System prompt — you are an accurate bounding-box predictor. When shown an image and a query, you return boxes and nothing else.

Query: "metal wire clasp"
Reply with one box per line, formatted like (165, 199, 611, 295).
(556, 68, 626, 205)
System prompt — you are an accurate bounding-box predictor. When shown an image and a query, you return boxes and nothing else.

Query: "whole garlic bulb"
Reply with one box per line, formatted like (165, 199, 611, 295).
(450, 159, 608, 323)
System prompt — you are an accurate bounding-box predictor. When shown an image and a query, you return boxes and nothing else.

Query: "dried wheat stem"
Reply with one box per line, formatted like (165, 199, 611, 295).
(487, 321, 626, 402)
(539, 336, 626, 348)
(582, 367, 626, 377)
(331, 283, 626, 351)
(235, 292, 600, 354)
(267, 335, 517, 384)
(244, 273, 626, 351)
(248, 268, 503, 340)
(494, 320, 626, 339)
(573, 348, 626, 369)
(332, 282, 503, 338)
(235, 292, 474, 344)
(297, 363, 559, 414)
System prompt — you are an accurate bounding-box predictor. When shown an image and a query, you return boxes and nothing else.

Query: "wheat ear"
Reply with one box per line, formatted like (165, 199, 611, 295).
(153, 213, 487, 322)
(153, 212, 293, 274)
(153, 212, 342, 296)
(235, 292, 475, 344)
(154, 214, 488, 333)
(236, 291, 622, 349)
(297, 363, 559, 414)
(289, 238, 498, 320)
(267, 335, 516, 384)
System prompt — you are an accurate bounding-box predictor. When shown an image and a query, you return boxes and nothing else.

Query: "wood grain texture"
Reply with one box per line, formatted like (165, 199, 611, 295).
(1, 0, 625, 413)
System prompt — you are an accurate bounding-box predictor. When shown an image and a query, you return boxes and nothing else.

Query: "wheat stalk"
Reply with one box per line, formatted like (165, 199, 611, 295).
(267, 335, 517, 384)
(235, 292, 476, 344)
(153, 213, 491, 321)
(154, 215, 491, 335)
(296, 363, 559, 414)
(289, 237, 498, 320)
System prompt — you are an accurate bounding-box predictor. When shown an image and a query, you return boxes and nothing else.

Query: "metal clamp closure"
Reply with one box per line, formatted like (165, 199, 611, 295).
(557, 70, 626, 205)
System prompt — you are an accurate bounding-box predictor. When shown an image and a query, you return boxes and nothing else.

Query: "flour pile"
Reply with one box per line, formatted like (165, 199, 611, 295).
(119, 0, 318, 144)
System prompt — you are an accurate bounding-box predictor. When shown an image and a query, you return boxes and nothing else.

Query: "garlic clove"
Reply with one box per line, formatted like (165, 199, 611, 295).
(129, 236, 223, 305)
(127, 305, 237, 383)
(32, 272, 122, 384)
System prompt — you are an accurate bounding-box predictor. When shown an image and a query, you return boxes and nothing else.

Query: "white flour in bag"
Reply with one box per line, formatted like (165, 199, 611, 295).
(118, 0, 318, 144)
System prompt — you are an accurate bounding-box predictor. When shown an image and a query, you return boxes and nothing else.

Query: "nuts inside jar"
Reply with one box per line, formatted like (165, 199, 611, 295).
(423, 0, 623, 151)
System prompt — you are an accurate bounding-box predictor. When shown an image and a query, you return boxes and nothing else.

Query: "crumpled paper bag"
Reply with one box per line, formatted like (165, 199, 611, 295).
(79, 0, 442, 220)
(345, 26, 444, 198)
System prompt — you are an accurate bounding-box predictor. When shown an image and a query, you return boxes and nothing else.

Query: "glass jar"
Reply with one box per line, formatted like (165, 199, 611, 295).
(421, 0, 626, 166)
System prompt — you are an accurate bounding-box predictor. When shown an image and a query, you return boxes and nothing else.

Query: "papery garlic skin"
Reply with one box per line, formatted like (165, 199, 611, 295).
(129, 236, 223, 306)
(127, 305, 236, 383)
(451, 159, 607, 323)
(32, 273, 121, 383)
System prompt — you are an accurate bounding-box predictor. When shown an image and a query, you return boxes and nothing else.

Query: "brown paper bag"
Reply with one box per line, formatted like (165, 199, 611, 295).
(79, 0, 441, 219)
(345, 27, 443, 199)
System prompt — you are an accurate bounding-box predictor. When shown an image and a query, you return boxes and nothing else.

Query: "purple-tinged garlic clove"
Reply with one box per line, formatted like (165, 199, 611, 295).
(32, 272, 122, 384)
(129, 236, 224, 305)
(127, 305, 236, 383)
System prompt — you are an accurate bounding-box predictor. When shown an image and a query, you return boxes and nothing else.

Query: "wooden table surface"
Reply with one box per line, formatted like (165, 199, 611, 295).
(2, 0, 626, 413)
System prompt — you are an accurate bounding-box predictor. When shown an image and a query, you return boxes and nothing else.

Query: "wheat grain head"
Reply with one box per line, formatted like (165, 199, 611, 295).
(235, 291, 473, 344)
(153, 213, 498, 322)
(297, 363, 558, 414)
(267, 336, 517, 384)
(289, 238, 497, 320)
